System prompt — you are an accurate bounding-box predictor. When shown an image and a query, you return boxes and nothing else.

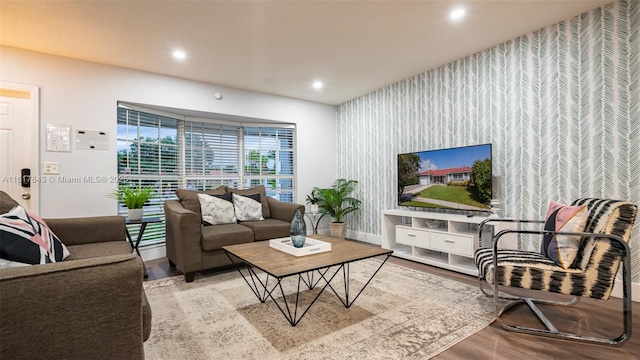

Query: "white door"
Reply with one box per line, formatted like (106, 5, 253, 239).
(0, 82, 39, 213)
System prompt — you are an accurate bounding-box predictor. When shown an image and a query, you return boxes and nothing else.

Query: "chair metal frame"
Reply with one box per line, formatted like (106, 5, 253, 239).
(477, 218, 632, 345)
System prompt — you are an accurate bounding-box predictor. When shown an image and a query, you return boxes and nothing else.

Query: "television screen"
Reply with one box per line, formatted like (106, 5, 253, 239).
(397, 144, 492, 213)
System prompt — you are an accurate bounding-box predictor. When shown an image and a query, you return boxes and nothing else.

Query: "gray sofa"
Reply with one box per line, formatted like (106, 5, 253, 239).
(0, 191, 151, 360)
(164, 185, 304, 282)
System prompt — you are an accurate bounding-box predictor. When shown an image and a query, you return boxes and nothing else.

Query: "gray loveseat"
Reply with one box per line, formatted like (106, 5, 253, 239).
(164, 185, 304, 282)
(0, 191, 151, 360)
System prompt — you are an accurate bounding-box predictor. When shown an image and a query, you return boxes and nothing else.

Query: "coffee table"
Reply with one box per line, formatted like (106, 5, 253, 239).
(223, 235, 393, 326)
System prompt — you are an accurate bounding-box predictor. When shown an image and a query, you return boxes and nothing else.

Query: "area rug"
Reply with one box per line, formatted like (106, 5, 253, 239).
(143, 259, 496, 359)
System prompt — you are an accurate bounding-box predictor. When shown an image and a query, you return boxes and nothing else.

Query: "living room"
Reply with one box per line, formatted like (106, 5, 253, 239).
(1, 0, 639, 359)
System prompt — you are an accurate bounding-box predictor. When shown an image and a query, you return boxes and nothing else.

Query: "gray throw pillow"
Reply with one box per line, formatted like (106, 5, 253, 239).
(198, 193, 237, 225)
(232, 193, 264, 222)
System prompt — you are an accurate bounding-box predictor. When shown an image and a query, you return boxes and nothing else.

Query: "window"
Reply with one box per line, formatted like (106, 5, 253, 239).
(116, 105, 296, 246)
(117, 109, 180, 245)
(184, 121, 240, 190)
(243, 127, 295, 202)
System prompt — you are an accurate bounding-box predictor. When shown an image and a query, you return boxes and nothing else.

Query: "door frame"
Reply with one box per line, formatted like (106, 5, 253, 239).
(0, 81, 40, 214)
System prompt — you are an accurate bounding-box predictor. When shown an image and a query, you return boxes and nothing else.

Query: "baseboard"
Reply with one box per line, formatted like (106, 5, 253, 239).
(610, 278, 640, 302)
(346, 230, 381, 245)
(140, 243, 166, 262)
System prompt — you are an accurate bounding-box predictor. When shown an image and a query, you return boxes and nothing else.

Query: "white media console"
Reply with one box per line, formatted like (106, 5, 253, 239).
(381, 209, 516, 276)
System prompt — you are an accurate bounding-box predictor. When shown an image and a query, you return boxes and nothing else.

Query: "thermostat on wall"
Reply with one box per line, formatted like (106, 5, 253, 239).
(76, 130, 108, 150)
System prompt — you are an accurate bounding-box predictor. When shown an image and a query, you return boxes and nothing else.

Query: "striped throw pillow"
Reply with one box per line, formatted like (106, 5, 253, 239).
(0, 206, 70, 266)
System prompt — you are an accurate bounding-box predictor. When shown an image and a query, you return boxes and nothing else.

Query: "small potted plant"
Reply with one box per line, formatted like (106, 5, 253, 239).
(315, 178, 361, 239)
(109, 184, 155, 221)
(305, 188, 321, 213)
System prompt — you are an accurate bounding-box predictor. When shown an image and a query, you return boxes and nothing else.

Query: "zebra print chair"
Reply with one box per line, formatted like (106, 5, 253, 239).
(474, 198, 637, 345)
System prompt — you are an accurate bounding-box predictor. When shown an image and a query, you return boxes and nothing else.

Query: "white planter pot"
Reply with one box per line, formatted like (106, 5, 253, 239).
(128, 208, 143, 221)
(309, 204, 319, 213)
(329, 222, 347, 240)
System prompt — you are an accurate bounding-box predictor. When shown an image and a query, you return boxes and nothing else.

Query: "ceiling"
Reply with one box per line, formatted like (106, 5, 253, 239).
(0, 0, 612, 105)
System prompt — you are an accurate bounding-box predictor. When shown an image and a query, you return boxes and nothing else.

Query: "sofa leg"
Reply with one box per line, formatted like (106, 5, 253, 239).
(184, 272, 195, 283)
(168, 259, 176, 268)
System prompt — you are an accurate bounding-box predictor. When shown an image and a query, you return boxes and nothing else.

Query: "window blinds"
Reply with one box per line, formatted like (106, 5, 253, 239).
(116, 105, 297, 245)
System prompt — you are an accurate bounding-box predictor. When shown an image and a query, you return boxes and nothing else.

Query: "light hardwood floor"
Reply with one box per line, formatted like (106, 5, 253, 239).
(144, 255, 640, 359)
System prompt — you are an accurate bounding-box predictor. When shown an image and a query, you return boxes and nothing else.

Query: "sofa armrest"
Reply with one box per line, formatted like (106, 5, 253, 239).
(164, 200, 203, 274)
(267, 197, 305, 222)
(44, 216, 126, 246)
(0, 254, 146, 360)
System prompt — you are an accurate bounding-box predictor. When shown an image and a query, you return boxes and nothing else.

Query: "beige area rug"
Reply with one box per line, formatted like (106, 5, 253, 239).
(143, 259, 496, 359)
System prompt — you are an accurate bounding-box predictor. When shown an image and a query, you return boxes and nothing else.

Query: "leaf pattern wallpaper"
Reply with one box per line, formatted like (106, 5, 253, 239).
(336, 0, 639, 282)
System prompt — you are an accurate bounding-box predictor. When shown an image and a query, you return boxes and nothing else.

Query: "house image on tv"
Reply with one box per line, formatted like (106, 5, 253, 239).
(419, 166, 472, 186)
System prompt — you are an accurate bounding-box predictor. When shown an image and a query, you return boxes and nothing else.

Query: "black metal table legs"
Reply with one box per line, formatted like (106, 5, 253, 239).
(224, 252, 391, 326)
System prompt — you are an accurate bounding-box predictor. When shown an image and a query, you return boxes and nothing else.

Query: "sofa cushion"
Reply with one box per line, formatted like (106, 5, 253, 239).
(65, 241, 133, 260)
(198, 193, 237, 225)
(240, 218, 292, 241)
(229, 185, 271, 219)
(201, 223, 254, 251)
(176, 186, 227, 219)
(232, 193, 264, 222)
(0, 191, 19, 214)
(0, 206, 70, 266)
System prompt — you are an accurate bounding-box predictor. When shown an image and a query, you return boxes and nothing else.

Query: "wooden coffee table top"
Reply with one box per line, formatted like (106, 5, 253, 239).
(223, 235, 392, 278)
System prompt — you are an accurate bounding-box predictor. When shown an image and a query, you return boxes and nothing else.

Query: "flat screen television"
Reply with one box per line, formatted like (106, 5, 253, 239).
(397, 144, 492, 213)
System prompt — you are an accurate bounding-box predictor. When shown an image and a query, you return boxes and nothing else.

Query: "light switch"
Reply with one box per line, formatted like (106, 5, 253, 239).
(43, 162, 60, 175)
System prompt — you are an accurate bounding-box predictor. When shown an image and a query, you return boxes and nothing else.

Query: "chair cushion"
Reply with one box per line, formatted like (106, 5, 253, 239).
(240, 218, 292, 241)
(540, 201, 588, 269)
(200, 223, 254, 251)
(176, 186, 227, 219)
(570, 198, 638, 270)
(232, 193, 264, 222)
(0, 206, 70, 266)
(66, 241, 133, 260)
(475, 248, 588, 296)
(228, 185, 271, 219)
(198, 193, 236, 225)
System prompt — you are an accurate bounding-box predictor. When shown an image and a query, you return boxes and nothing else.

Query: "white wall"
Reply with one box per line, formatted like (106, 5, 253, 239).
(0, 46, 337, 217)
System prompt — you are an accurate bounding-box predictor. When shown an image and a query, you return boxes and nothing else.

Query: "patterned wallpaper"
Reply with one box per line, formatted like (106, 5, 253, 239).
(337, 0, 639, 281)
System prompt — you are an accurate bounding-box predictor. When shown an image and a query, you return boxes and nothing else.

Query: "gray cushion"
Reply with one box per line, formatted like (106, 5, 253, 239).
(66, 241, 132, 260)
(0, 191, 19, 214)
(240, 218, 292, 241)
(201, 223, 254, 251)
(176, 186, 227, 219)
(228, 185, 271, 219)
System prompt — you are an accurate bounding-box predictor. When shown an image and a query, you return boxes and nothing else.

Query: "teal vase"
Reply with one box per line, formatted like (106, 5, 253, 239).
(290, 209, 306, 248)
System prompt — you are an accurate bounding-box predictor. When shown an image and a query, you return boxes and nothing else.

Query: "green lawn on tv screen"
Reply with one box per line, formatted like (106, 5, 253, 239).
(402, 185, 488, 209)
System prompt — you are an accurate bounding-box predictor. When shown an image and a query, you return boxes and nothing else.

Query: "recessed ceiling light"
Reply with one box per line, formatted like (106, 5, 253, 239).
(172, 49, 187, 60)
(449, 7, 466, 21)
(312, 81, 323, 89)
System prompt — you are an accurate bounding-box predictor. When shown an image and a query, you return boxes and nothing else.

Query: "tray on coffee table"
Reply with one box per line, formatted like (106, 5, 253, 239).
(269, 237, 331, 256)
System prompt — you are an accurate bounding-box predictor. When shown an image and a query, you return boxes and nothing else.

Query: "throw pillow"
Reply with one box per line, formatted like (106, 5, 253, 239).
(0, 206, 70, 266)
(198, 193, 237, 225)
(228, 185, 271, 219)
(540, 200, 588, 269)
(232, 193, 264, 222)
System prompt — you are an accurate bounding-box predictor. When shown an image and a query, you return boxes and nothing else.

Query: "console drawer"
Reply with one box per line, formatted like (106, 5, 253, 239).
(396, 226, 429, 247)
(430, 232, 473, 256)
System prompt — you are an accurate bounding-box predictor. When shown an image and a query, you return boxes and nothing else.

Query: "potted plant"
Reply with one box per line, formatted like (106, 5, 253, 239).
(109, 184, 155, 221)
(305, 188, 322, 213)
(315, 178, 361, 239)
